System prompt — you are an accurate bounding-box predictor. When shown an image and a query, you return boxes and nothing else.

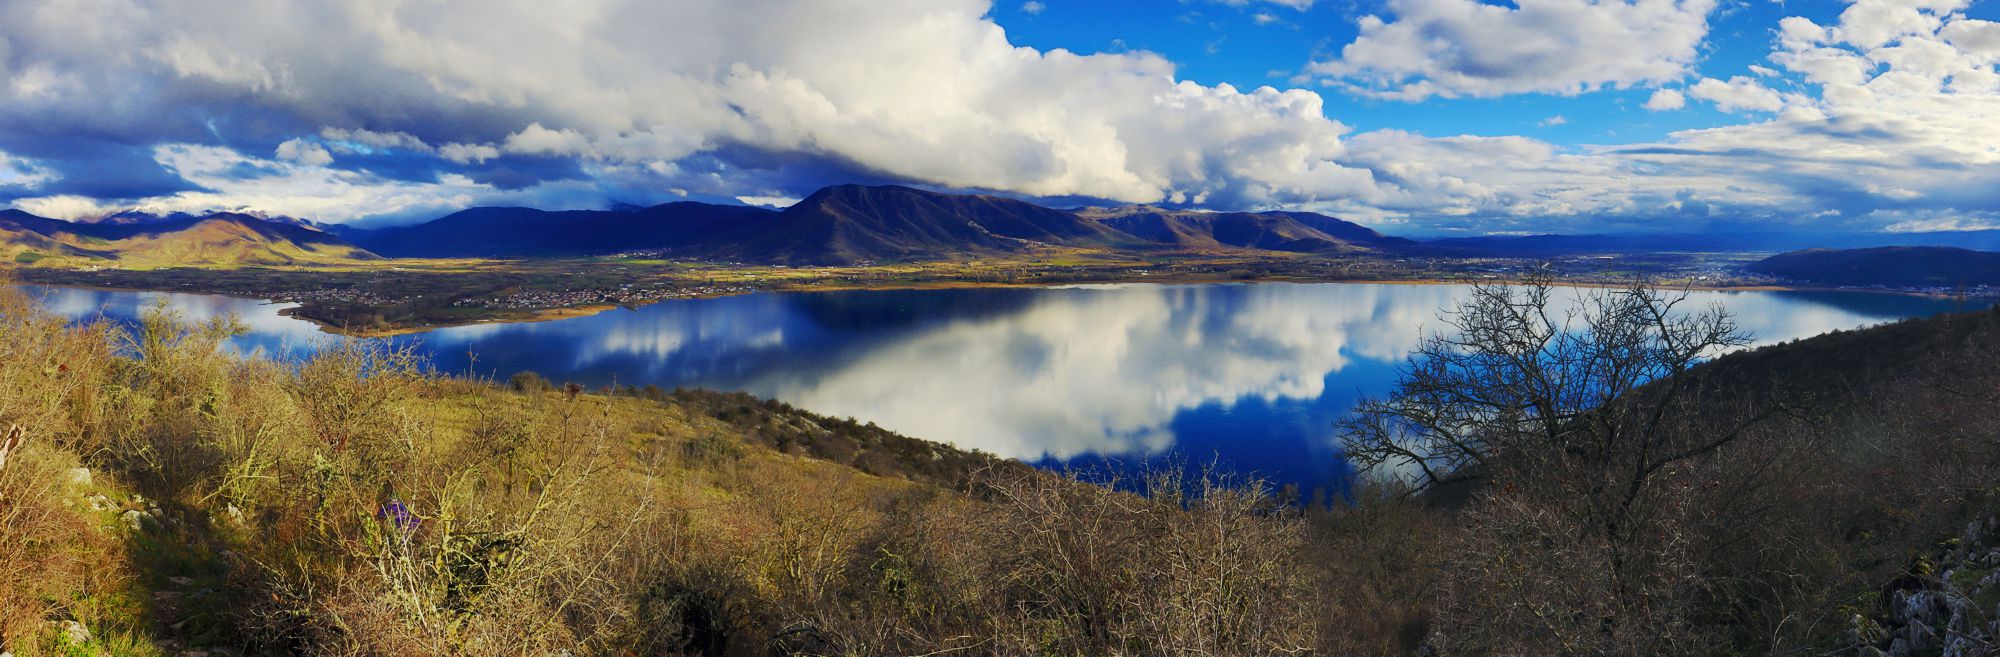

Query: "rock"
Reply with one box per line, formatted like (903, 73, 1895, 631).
(1907, 619, 1937, 652)
(120, 509, 151, 532)
(168, 575, 193, 586)
(1899, 590, 1946, 626)
(64, 467, 90, 487)
(1942, 591, 1974, 632)
(1888, 637, 1911, 657)
(1858, 646, 1887, 657)
(1847, 613, 1888, 647)
(223, 504, 245, 525)
(59, 619, 90, 645)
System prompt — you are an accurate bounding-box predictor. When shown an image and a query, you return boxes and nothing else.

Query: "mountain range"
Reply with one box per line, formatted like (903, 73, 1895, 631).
(332, 184, 1411, 264)
(0, 185, 1411, 267)
(14, 184, 1995, 271)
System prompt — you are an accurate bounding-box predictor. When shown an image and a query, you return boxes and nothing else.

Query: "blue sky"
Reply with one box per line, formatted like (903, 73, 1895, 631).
(2, 0, 2000, 236)
(996, 0, 1989, 142)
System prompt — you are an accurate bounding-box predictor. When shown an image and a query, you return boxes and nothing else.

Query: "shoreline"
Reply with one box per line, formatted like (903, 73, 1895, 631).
(273, 304, 627, 338)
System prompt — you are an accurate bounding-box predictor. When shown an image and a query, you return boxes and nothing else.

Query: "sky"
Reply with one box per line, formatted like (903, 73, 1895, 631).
(1, 0, 1998, 236)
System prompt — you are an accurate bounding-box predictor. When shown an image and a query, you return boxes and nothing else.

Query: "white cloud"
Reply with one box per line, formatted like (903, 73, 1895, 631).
(1644, 88, 1687, 110)
(1538, 114, 1568, 127)
(1021, 1, 1045, 15)
(1688, 76, 1786, 112)
(500, 123, 592, 156)
(1330, 130, 1802, 232)
(437, 143, 501, 164)
(1309, 0, 1716, 100)
(319, 128, 432, 153)
(735, 194, 800, 208)
(3, 0, 2000, 235)
(1212, 0, 1316, 9)
(12, 143, 619, 223)
(1252, 12, 1282, 25)
(0, 148, 55, 190)
(1876, 210, 2000, 233)
(0, 0, 1376, 213)
(12, 195, 113, 219)
(274, 138, 334, 166)
(1831, 0, 1964, 50)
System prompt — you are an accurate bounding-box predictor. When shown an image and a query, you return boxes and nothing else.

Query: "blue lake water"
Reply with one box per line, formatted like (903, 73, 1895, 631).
(19, 282, 1976, 493)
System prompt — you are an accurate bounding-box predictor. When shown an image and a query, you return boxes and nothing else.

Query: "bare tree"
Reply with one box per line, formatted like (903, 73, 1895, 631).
(1339, 276, 1802, 653)
(1341, 276, 1761, 488)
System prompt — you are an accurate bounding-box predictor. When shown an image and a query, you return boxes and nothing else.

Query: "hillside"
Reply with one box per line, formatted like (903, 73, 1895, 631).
(1079, 205, 1406, 254)
(1748, 246, 2000, 288)
(0, 210, 377, 266)
(707, 184, 1132, 264)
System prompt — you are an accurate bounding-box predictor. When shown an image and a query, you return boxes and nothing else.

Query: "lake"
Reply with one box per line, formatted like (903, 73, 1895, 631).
(18, 282, 1976, 493)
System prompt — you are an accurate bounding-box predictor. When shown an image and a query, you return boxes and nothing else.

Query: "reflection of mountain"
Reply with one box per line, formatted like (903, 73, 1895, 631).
(1759, 290, 1977, 320)
(781, 287, 1043, 333)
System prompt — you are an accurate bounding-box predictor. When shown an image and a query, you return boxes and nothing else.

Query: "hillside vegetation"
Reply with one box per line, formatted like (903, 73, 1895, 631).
(3, 281, 2000, 655)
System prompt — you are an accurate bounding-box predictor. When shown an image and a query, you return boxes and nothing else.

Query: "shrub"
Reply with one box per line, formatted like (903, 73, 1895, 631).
(507, 371, 551, 394)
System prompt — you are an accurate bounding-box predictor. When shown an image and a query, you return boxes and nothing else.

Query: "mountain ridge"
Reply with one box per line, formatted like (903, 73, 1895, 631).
(338, 184, 1405, 265)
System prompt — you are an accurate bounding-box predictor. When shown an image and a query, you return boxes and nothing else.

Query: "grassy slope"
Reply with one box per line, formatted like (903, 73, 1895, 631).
(109, 220, 377, 267)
